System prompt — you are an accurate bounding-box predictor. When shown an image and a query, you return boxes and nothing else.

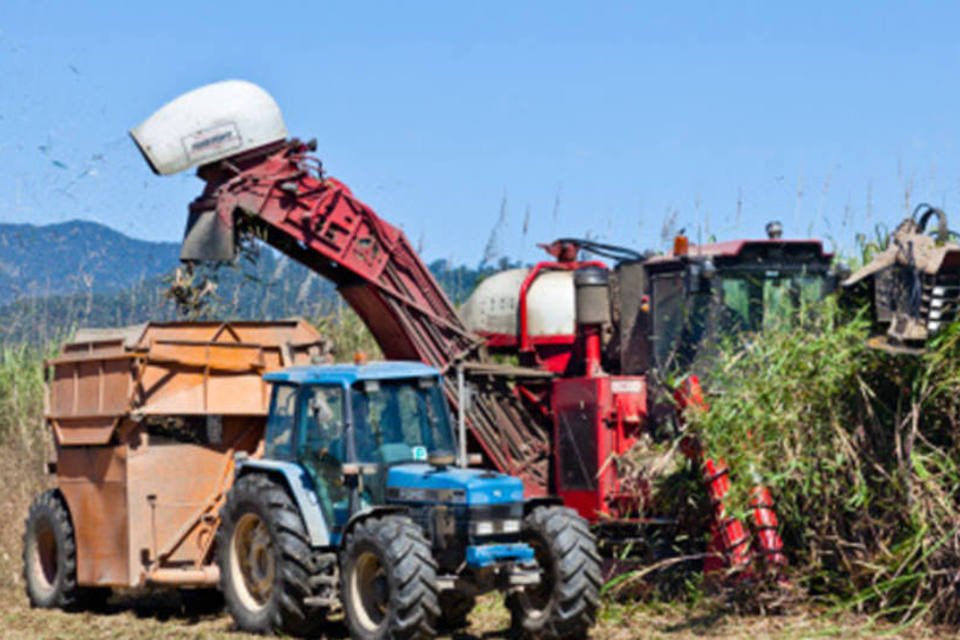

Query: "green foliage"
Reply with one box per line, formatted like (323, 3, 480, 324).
(0, 343, 48, 445)
(680, 298, 960, 624)
(312, 304, 383, 361)
(0, 343, 50, 596)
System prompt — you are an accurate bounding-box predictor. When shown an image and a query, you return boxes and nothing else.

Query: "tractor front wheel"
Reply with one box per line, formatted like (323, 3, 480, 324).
(341, 514, 439, 640)
(506, 506, 601, 639)
(217, 474, 322, 636)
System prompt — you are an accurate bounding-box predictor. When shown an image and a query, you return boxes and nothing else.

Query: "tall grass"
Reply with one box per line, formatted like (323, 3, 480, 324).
(0, 345, 50, 595)
(679, 298, 960, 625)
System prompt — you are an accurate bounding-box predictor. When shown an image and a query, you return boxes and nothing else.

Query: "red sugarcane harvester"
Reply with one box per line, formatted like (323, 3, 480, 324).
(132, 81, 840, 577)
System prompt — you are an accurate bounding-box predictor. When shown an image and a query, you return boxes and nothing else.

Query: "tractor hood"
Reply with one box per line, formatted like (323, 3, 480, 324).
(385, 464, 526, 505)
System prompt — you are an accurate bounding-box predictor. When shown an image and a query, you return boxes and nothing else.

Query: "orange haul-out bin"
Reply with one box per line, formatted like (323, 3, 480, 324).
(42, 319, 328, 588)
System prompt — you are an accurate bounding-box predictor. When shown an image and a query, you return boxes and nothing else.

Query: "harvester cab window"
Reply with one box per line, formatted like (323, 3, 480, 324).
(721, 271, 825, 333)
(264, 384, 298, 459)
(650, 271, 686, 368)
(297, 384, 348, 524)
(649, 270, 712, 370)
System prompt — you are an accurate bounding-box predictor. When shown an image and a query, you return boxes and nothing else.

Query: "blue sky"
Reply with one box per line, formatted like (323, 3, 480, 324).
(1, 2, 959, 264)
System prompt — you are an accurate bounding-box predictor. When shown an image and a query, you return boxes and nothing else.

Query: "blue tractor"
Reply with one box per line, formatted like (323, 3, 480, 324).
(217, 361, 601, 639)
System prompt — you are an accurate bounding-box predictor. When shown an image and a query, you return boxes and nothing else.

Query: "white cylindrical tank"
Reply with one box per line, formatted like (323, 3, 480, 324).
(460, 268, 576, 337)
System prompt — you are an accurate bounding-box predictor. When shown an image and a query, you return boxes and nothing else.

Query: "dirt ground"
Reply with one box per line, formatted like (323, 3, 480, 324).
(0, 586, 944, 640)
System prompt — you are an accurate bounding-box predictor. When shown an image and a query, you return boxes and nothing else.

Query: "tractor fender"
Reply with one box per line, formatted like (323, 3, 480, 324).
(235, 459, 331, 547)
(339, 505, 408, 547)
(523, 496, 564, 515)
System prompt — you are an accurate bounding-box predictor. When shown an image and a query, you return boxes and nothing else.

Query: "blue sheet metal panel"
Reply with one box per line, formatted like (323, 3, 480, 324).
(465, 543, 535, 567)
(386, 464, 526, 505)
(236, 459, 331, 547)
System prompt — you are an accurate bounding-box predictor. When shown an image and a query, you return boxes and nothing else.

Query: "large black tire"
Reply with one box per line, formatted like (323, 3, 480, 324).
(22, 489, 109, 610)
(506, 506, 601, 640)
(340, 514, 439, 640)
(437, 590, 475, 631)
(217, 474, 323, 636)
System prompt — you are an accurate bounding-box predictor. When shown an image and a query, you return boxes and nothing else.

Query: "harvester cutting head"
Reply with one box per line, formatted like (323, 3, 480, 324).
(843, 204, 960, 354)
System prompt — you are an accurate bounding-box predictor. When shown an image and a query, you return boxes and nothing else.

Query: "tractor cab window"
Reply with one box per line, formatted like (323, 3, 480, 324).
(299, 385, 346, 460)
(264, 384, 298, 459)
(297, 384, 348, 525)
(720, 270, 825, 333)
(351, 377, 456, 466)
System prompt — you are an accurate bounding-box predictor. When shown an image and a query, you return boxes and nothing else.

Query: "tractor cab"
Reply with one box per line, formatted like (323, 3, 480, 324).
(259, 361, 530, 568)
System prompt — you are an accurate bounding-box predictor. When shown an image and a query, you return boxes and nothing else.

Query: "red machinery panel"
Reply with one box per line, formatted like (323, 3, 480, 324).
(552, 375, 647, 522)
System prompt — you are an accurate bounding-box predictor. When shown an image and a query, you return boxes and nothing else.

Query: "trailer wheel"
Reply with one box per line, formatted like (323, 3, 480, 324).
(506, 506, 601, 639)
(341, 515, 439, 640)
(217, 474, 322, 636)
(23, 489, 108, 610)
(437, 590, 475, 631)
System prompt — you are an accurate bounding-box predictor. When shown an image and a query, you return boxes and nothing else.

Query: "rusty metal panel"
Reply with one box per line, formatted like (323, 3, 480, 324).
(45, 320, 321, 588)
(127, 417, 264, 581)
(58, 446, 130, 586)
(47, 356, 134, 445)
(46, 319, 327, 447)
(138, 319, 323, 349)
(50, 417, 117, 446)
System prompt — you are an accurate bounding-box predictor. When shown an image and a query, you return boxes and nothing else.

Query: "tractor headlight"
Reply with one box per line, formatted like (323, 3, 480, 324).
(501, 519, 521, 534)
(471, 519, 522, 536)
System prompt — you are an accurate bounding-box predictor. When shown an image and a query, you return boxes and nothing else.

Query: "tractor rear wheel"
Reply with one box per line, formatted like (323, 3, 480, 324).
(22, 489, 109, 610)
(217, 474, 323, 636)
(506, 506, 601, 639)
(341, 515, 439, 640)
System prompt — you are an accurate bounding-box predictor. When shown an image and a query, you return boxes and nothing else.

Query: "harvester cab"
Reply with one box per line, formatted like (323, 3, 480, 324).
(843, 204, 960, 354)
(611, 226, 837, 375)
(222, 360, 601, 639)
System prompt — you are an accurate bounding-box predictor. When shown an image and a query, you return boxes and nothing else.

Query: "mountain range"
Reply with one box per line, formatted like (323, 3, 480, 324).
(0, 220, 495, 344)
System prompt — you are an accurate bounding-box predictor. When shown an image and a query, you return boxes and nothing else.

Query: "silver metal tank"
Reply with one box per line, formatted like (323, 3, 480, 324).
(460, 268, 576, 337)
